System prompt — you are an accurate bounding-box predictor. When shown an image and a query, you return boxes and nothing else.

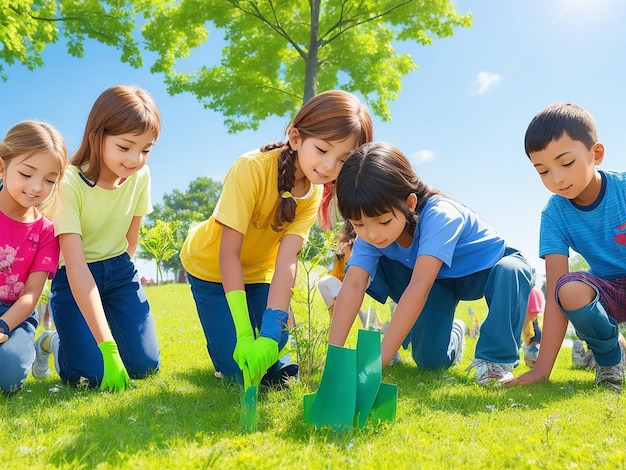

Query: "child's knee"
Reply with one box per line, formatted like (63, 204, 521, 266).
(557, 279, 595, 311)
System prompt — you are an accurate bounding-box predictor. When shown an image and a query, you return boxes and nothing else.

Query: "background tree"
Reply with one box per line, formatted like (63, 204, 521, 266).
(140, 176, 222, 282)
(2, 2, 472, 132)
(138, 220, 180, 284)
(0, 0, 142, 81)
(142, 0, 472, 131)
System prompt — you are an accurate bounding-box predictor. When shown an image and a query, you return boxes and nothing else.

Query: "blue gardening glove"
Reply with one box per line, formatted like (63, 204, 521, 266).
(226, 290, 255, 386)
(260, 308, 289, 342)
(244, 308, 290, 384)
(98, 340, 131, 392)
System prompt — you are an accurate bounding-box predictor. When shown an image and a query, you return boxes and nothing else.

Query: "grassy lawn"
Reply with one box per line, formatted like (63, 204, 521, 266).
(2, 282, 625, 469)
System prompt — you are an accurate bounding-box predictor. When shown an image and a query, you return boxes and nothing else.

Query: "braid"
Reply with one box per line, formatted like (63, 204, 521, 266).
(274, 144, 298, 228)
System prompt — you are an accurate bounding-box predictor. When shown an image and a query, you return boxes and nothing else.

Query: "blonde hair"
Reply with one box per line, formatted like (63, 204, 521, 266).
(0, 120, 67, 215)
(71, 85, 161, 182)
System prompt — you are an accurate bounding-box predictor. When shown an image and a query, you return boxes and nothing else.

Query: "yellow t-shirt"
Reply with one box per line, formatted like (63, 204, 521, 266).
(180, 148, 322, 283)
(53, 165, 152, 264)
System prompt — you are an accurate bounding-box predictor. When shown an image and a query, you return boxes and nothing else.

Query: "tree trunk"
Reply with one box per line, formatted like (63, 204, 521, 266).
(303, 0, 321, 103)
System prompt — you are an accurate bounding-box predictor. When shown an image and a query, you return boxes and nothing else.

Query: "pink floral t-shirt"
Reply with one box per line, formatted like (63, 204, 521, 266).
(0, 210, 59, 304)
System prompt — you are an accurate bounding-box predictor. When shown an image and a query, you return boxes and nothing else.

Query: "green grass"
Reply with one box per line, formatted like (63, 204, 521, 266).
(2, 283, 625, 469)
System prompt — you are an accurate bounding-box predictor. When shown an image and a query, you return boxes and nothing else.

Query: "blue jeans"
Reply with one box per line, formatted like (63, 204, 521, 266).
(50, 253, 160, 386)
(186, 272, 295, 384)
(366, 247, 532, 369)
(558, 285, 621, 366)
(0, 303, 37, 394)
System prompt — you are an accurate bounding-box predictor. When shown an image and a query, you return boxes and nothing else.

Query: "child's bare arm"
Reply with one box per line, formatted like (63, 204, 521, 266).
(505, 254, 569, 386)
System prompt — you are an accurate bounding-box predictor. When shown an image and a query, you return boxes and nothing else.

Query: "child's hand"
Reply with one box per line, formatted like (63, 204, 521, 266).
(503, 368, 549, 387)
(0, 319, 9, 343)
(246, 336, 279, 385)
(98, 340, 131, 392)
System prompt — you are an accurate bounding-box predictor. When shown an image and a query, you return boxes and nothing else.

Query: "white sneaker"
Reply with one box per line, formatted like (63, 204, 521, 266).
(572, 340, 596, 369)
(466, 358, 514, 386)
(523, 344, 540, 368)
(32, 331, 55, 378)
(594, 333, 626, 393)
(451, 319, 466, 366)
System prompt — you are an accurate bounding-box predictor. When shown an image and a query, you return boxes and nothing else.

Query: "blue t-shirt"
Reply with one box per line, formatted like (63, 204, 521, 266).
(540, 170, 626, 279)
(348, 195, 506, 281)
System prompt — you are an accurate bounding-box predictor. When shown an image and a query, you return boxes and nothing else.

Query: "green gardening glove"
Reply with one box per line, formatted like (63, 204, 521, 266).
(98, 340, 131, 392)
(246, 336, 280, 385)
(226, 290, 255, 387)
(244, 308, 289, 384)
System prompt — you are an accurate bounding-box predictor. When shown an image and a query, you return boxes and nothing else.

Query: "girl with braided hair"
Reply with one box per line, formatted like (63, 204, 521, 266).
(180, 90, 373, 387)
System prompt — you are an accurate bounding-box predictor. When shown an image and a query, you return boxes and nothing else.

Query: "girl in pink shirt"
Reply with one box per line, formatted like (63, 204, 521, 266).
(0, 121, 66, 394)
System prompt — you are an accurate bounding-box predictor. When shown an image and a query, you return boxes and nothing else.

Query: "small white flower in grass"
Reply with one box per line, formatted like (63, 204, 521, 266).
(486, 404, 496, 412)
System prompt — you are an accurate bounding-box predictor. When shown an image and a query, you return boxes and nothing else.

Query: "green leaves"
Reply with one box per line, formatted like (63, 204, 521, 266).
(0, 0, 145, 80)
(141, 0, 473, 132)
(1, 1, 472, 132)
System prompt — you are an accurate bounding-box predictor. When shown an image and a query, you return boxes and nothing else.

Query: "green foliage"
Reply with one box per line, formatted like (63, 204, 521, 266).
(569, 253, 590, 272)
(141, 0, 473, 131)
(290, 228, 337, 383)
(138, 220, 181, 284)
(0, 0, 146, 81)
(141, 176, 222, 280)
(4, 284, 626, 468)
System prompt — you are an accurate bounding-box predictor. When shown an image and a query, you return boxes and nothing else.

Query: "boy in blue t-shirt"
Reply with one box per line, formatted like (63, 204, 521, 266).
(506, 103, 626, 393)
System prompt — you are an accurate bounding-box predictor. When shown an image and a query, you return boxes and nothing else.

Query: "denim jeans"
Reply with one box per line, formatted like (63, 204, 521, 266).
(186, 272, 294, 384)
(0, 303, 37, 394)
(366, 247, 532, 369)
(50, 253, 160, 386)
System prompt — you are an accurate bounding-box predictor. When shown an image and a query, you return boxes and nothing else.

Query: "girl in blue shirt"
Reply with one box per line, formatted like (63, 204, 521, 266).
(328, 142, 532, 385)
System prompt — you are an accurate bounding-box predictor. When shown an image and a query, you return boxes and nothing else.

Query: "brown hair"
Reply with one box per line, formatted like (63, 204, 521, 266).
(71, 85, 161, 182)
(337, 142, 441, 236)
(265, 90, 373, 230)
(0, 120, 67, 214)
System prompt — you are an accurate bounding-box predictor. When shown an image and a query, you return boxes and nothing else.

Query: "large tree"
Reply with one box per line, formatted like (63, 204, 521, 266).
(0, 0, 142, 81)
(142, 0, 472, 131)
(2, 1, 471, 132)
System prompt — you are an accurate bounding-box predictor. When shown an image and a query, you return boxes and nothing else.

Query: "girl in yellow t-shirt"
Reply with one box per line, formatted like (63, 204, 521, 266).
(181, 90, 373, 387)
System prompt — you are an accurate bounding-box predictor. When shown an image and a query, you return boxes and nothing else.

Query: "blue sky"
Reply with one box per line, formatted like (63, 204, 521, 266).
(1, 0, 625, 282)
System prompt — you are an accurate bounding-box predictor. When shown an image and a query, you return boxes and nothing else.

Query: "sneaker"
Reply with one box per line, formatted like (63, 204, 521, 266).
(33, 331, 54, 378)
(451, 319, 466, 366)
(387, 351, 402, 366)
(523, 344, 540, 368)
(572, 340, 596, 369)
(466, 358, 514, 386)
(594, 334, 626, 393)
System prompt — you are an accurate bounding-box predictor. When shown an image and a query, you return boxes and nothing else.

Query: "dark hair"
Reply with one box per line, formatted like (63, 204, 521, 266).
(524, 103, 598, 156)
(71, 85, 161, 182)
(0, 120, 67, 214)
(336, 142, 440, 236)
(264, 90, 373, 230)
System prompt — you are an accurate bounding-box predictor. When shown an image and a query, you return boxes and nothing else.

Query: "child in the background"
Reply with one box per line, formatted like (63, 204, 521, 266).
(319, 226, 384, 329)
(521, 282, 545, 367)
(0, 121, 66, 394)
(329, 142, 532, 384)
(318, 224, 402, 364)
(33, 85, 161, 392)
(506, 103, 626, 393)
(180, 90, 373, 387)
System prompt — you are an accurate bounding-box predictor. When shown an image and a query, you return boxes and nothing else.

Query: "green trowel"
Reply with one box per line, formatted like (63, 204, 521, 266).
(240, 366, 258, 433)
